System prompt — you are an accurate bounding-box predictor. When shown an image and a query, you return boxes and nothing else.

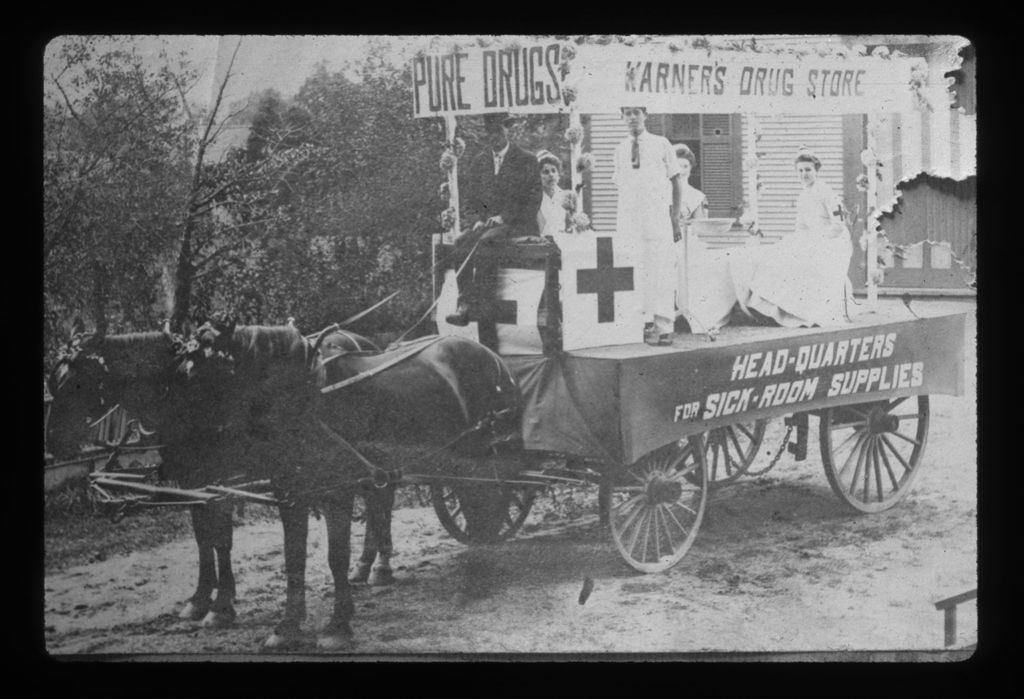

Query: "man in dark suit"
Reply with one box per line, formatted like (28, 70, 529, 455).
(445, 112, 542, 348)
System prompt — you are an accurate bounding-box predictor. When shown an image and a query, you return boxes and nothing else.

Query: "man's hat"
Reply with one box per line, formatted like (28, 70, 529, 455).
(483, 112, 516, 132)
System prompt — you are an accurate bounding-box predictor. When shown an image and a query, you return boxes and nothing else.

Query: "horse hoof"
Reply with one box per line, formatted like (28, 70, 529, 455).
(316, 631, 355, 652)
(201, 608, 236, 628)
(263, 631, 303, 651)
(349, 562, 373, 584)
(179, 600, 210, 621)
(368, 566, 395, 587)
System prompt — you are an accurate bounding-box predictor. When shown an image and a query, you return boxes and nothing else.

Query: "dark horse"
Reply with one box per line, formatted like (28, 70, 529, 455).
(47, 323, 518, 649)
(45, 327, 395, 631)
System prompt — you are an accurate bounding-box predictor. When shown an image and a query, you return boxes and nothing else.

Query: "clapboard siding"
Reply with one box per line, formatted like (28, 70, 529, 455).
(588, 113, 630, 233)
(743, 114, 845, 243)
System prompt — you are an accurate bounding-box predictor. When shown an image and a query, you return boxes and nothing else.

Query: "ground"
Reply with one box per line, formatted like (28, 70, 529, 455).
(43, 299, 976, 657)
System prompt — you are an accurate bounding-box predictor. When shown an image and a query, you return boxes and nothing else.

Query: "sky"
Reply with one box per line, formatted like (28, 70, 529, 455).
(43, 35, 521, 112)
(44, 35, 416, 111)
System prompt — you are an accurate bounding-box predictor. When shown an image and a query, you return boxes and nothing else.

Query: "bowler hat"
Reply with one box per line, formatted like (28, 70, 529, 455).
(484, 112, 516, 132)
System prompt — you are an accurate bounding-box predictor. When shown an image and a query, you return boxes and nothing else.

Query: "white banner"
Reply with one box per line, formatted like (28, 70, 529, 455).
(412, 42, 923, 117)
(574, 45, 922, 115)
(411, 42, 566, 118)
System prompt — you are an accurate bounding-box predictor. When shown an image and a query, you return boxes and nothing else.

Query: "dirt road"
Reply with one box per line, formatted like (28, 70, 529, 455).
(44, 299, 976, 656)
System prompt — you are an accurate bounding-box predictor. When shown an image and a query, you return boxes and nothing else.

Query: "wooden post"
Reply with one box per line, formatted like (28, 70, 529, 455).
(569, 107, 582, 215)
(444, 114, 461, 244)
(744, 114, 760, 231)
(865, 114, 880, 312)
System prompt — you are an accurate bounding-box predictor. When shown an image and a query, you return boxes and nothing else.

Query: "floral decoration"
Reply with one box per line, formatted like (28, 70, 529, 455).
(569, 212, 591, 232)
(575, 153, 594, 173)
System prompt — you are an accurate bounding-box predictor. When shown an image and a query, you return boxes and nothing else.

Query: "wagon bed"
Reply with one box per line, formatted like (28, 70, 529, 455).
(506, 304, 965, 465)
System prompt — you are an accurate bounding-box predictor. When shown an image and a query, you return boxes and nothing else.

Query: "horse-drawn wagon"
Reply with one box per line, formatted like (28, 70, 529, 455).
(45, 36, 971, 647)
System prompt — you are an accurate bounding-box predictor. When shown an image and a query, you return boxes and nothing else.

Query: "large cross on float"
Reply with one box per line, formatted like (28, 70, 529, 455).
(576, 237, 634, 323)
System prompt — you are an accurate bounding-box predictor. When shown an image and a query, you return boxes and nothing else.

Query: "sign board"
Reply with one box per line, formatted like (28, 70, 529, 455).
(412, 41, 922, 117)
(573, 45, 922, 115)
(411, 42, 567, 118)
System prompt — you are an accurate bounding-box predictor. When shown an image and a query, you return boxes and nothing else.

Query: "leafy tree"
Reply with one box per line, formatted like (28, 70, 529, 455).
(44, 36, 196, 356)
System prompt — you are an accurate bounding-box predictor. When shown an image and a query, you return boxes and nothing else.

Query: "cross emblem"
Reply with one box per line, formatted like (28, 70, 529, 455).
(576, 237, 634, 323)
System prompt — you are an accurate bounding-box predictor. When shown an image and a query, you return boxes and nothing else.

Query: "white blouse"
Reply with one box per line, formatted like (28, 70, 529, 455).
(537, 187, 568, 237)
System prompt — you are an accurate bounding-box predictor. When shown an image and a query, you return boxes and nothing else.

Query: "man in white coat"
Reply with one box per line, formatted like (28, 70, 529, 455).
(613, 106, 683, 345)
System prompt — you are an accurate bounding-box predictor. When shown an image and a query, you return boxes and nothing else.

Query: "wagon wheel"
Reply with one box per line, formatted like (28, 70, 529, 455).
(431, 482, 537, 544)
(820, 396, 930, 514)
(607, 436, 708, 573)
(691, 419, 768, 487)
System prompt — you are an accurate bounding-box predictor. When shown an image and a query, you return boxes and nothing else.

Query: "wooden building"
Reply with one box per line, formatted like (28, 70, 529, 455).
(580, 35, 975, 295)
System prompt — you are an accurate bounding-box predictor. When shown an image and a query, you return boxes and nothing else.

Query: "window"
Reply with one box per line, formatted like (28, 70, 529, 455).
(646, 114, 742, 218)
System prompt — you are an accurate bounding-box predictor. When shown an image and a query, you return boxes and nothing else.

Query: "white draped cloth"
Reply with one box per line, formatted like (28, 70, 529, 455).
(685, 179, 854, 330)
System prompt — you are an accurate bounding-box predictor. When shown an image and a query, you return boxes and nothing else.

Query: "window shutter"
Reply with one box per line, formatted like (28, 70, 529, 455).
(700, 114, 742, 218)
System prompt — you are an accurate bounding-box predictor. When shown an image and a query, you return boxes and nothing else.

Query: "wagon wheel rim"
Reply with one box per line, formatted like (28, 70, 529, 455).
(431, 483, 536, 544)
(608, 436, 708, 573)
(819, 396, 930, 514)
(691, 419, 768, 487)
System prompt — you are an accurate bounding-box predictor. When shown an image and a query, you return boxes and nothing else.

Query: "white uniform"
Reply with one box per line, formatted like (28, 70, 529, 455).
(613, 131, 681, 336)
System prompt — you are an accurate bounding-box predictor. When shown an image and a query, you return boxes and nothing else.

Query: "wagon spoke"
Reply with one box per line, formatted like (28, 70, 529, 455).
(833, 426, 865, 458)
(873, 439, 885, 502)
(880, 433, 912, 474)
(887, 396, 909, 411)
(887, 430, 922, 448)
(661, 501, 689, 539)
(657, 504, 678, 554)
(838, 429, 867, 480)
(861, 436, 874, 502)
(626, 467, 646, 485)
(632, 508, 651, 561)
(710, 440, 720, 481)
(876, 436, 899, 490)
(726, 426, 745, 461)
(615, 494, 647, 534)
(736, 422, 756, 441)
(890, 413, 924, 420)
(652, 506, 661, 561)
(848, 433, 869, 494)
(675, 500, 699, 517)
(668, 459, 700, 482)
(721, 439, 735, 476)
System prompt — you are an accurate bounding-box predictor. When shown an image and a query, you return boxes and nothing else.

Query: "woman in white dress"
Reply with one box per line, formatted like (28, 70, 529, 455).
(536, 150, 568, 238)
(673, 144, 737, 332)
(734, 149, 853, 327)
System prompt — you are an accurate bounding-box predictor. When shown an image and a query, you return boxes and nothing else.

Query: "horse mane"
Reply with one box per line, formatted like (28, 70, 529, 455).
(230, 326, 310, 368)
(87, 332, 172, 380)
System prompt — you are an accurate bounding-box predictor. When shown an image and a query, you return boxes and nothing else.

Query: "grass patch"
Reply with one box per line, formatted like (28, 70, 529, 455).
(45, 495, 194, 574)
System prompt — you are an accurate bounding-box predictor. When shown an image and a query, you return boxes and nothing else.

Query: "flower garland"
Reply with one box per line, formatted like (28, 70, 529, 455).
(438, 136, 466, 235)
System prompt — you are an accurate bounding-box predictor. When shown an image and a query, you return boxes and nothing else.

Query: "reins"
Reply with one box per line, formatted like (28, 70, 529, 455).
(319, 335, 444, 394)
